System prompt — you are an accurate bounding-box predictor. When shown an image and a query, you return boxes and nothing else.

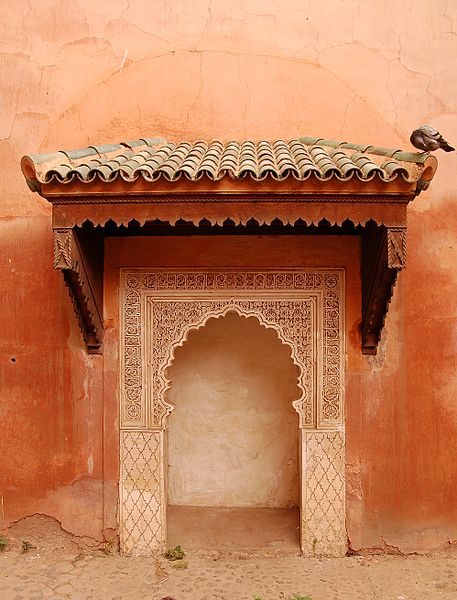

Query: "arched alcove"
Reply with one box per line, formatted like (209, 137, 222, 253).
(165, 311, 301, 551)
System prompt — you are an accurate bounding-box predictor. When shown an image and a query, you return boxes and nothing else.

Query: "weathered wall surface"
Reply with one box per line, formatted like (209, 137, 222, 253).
(167, 312, 300, 508)
(1, 0, 456, 550)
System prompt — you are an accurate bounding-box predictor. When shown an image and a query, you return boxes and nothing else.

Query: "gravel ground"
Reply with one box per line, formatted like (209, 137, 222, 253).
(1, 516, 457, 600)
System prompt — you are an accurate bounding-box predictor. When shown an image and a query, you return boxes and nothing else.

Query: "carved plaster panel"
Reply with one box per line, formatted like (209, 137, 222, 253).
(121, 270, 344, 430)
(147, 299, 315, 428)
(301, 430, 346, 556)
(120, 430, 164, 556)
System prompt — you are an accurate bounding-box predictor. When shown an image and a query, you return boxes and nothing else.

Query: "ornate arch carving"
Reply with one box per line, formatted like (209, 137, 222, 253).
(121, 269, 344, 430)
(159, 305, 306, 426)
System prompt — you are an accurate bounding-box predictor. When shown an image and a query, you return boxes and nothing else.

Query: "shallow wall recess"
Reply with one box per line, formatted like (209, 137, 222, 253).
(166, 312, 301, 509)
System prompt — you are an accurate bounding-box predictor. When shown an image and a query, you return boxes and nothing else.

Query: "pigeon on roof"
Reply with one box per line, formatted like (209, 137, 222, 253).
(410, 125, 455, 153)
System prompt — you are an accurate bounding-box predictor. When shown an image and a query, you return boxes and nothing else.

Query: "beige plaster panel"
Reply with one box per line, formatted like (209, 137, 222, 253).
(166, 312, 300, 508)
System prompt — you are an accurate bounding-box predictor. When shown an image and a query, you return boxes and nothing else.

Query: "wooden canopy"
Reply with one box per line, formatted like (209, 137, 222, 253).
(21, 135, 438, 354)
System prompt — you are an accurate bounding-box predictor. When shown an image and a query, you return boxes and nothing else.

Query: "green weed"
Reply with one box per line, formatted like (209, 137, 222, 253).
(164, 544, 185, 561)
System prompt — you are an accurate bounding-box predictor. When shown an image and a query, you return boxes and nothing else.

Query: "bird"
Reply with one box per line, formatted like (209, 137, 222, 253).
(410, 125, 455, 153)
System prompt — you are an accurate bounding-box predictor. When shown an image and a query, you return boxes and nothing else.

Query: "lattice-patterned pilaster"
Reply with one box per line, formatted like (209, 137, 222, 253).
(302, 430, 346, 557)
(120, 431, 164, 556)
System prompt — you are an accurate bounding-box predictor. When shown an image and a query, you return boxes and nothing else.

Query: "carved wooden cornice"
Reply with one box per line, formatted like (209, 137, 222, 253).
(51, 198, 409, 229)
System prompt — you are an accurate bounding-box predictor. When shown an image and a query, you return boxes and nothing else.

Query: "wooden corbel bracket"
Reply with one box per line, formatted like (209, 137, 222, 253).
(54, 228, 104, 353)
(361, 223, 407, 354)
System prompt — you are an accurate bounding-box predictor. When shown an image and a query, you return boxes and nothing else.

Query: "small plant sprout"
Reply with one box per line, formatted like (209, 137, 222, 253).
(21, 540, 36, 553)
(102, 538, 117, 555)
(164, 544, 185, 561)
(0, 537, 7, 552)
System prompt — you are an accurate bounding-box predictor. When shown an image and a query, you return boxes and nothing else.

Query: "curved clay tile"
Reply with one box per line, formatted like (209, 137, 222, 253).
(20, 134, 438, 193)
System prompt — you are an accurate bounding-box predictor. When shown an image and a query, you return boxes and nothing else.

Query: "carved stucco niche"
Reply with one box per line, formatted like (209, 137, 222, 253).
(120, 270, 345, 556)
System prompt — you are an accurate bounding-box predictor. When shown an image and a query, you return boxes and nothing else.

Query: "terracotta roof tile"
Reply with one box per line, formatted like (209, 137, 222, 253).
(21, 135, 436, 190)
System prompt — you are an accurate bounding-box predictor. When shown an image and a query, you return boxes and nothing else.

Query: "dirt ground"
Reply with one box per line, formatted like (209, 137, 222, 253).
(1, 516, 457, 600)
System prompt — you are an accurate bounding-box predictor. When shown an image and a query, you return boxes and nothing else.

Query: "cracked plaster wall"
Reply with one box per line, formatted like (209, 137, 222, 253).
(1, 0, 457, 550)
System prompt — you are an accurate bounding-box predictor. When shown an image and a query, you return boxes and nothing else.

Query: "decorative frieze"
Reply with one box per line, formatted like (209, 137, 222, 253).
(147, 298, 314, 428)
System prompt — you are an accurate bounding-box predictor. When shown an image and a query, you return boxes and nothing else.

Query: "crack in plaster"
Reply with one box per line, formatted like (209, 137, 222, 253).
(339, 93, 358, 138)
(34, 43, 409, 150)
(117, 0, 131, 23)
(353, 0, 363, 41)
(185, 51, 204, 130)
(5, 93, 20, 141)
(196, 0, 214, 52)
(347, 535, 406, 556)
(7, 2, 456, 150)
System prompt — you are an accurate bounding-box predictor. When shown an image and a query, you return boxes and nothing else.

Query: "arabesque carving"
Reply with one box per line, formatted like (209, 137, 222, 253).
(148, 299, 314, 428)
(121, 270, 344, 429)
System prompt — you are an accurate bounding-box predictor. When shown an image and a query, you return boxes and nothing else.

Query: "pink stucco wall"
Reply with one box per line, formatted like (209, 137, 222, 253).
(1, 0, 457, 551)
